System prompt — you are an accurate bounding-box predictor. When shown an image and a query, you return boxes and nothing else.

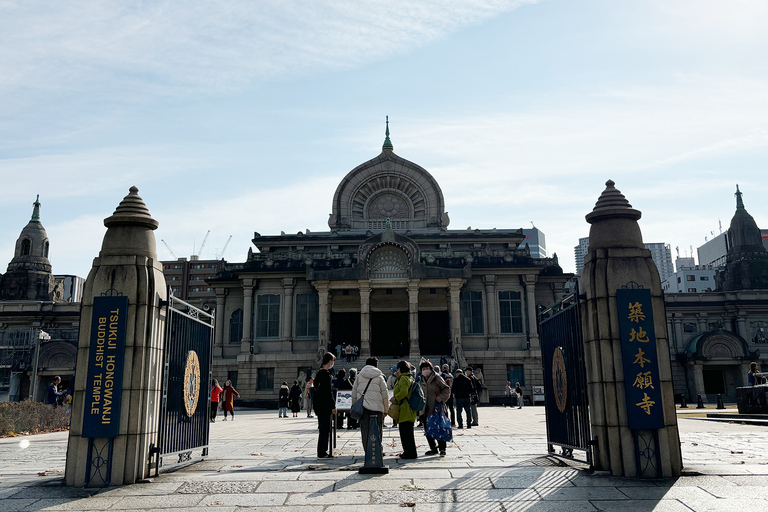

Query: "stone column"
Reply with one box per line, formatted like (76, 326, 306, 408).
(214, 291, 226, 358)
(673, 316, 684, 353)
(281, 278, 295, 352)
(359, 281, 371, 358)
(408, 280, 420, 356)
(483, 275, 498, 349)
(696, 313, 708, 334)
(692, 364, 706, 399)
(65, 187, 167, 486)
(241, 279, 254, 355)
(448, 279, 463, 362)
(523, 274, 540, 349)
(315, 281, 330, 355)
(580, 180, 682, 478)
(737, 311, 748, 340)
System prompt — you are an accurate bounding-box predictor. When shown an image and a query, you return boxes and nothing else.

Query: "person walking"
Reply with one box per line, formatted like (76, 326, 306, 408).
(515, 382, 524, 409)
(504, 381, 514, 408)
(420, 360, 451, 457)
(451, 369, 472, 429)
(351, 357, 389, 454)
(391, 360, 418, 459)
(278, 382, 290, 418)
(314, 352, 337, 458)
(345, 344, 353, 363)
(466, 367, 481, 426)
(210, 379, 223, 423)
(333, 369, 349, 428)
(222, 380, 240, 421)
(46, 376, 62, 407)
(304, 378, 315, 418)
(440, 364, 455, 426)
(346, 368, 359, 429)
(290, 380, 303, 417)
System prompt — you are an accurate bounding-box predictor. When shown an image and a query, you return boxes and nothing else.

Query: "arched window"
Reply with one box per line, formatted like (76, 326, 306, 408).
(369, 245, 409, 280)
(21, 238, 31, 256)
(44, 241, 49, 258)
(229, 309, 243, 344)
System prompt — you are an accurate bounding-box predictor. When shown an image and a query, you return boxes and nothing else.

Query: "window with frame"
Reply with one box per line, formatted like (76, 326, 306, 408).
(256, 294, 280, 337)
(257, 368, 274, 390)
(686, 275, 696, 282)
(296, 293, 319, 337)
(460, 290, 484, 335)
(499, 290, 523, 334)
(229, 308, 243, 344)
(507, 364, 525, 387)
(700, 276, 709, 281)
(21, 238, 31, 256)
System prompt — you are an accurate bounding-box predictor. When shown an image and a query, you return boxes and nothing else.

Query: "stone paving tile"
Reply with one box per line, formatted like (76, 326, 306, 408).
(284, 490, 371, 505)
(456, 488, 541, 502)
(326, 506, 416, 512)
(94, 482, 183, 496)
(195, 493, 287, 507)
(676, 497, 768, 511)
(5, 486, 95, 499)
(415, 477, 495, 490)
(700, 485, 768, 499)
(721, 474, 768, 485)
(334, 478, 416, 491)
(503, 501, 598, 512)
(258, 480, 334, 493)
(537, 487, 629, 501)
(568, 475, 653, 487)
(371, 489, 454, 504)
(111, 493, 207, 509)
(175, 481, 260, 494)
(0, 499, 37, 512)
(588, 500, 691, 512)
(617, 485, 715, 501)
(416, 502, 505, 512)
(18, 496, 117, 511)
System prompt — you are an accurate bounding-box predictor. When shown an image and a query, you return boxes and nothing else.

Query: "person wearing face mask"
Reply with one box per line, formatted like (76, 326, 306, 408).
(419, 360, 451, 456)
(314, 352, 337, 458)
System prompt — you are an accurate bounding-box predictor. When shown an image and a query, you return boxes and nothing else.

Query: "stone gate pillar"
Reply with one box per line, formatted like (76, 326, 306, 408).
(65, 187, 167, 486)
(581, 180, 682, 478)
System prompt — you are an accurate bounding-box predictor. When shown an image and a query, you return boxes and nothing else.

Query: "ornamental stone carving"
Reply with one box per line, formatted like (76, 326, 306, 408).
(701, 334, 745, 359)
(367, 193, 411, 220)
(368, 245, 409, 280)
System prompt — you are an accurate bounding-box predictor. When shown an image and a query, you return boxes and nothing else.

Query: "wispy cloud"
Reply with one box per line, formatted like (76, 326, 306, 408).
(0, 0, 537, 95)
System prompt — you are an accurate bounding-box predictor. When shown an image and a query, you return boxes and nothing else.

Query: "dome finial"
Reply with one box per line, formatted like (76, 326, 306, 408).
(735, 184, 745, 210)
(382, 115, 393, 151)
(31, 194, 41, 222)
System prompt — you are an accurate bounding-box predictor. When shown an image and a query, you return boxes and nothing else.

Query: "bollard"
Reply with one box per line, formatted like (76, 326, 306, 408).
(359, 415, 388, 474)
(697, 395, 705, 409)
(717, 394, 725, 409)
(680, 395, 688, 409)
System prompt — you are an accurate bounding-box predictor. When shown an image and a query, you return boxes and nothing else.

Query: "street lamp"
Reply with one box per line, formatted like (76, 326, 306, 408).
(29, 329, 50, 401)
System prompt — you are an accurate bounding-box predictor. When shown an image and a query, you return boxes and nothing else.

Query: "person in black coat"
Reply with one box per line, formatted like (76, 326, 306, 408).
(278, 382, 290, 418)
(466, 367, 482, 426)
(333, 369, 348, 428)
(314, 352, 337, 458)
(451, 369, 473, 429)
(290, 380, 303, 417)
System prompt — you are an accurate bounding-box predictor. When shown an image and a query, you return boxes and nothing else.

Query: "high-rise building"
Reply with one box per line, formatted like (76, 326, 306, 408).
(697, 232, 728, 268)
(675, 256, 695, 271)
(521, 228, 547, 258)
(574, 237, 590, 274)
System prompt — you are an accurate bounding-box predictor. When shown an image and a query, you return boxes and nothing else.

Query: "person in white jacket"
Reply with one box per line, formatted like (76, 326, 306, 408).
(351, 357, 390, 454)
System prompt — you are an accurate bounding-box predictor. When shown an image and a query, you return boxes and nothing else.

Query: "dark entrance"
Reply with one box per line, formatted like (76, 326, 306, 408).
(330, 312, 361, 352)
(703, 369, 725, 394)
(371, 311, 409, 357)
(418, 311, 450, 356)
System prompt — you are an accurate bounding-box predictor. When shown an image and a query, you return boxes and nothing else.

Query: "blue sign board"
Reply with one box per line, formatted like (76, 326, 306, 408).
(616, 289, 664, 430)
(82, 296, 128, 438)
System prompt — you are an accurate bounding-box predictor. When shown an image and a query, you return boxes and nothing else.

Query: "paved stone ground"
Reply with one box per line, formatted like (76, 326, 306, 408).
(1, 406, 767, 511)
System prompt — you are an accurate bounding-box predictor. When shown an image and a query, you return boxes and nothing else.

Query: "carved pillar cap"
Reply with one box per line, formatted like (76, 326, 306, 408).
(104, 186, 159, 230)
(585, 180, 641, 224)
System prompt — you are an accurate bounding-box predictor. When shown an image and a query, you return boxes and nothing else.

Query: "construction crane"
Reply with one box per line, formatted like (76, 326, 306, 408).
(218, 235, 233, 260)
(161, 239, 177, 259)
(196, 230, 211, 257)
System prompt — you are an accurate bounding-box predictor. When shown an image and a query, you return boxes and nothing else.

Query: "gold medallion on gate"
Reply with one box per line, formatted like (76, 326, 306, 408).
(552, 347, 568, 413)
(183, 350, 201, 416)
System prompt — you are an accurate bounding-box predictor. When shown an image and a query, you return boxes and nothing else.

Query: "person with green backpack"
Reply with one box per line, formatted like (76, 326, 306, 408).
(391, 360, 419, 459)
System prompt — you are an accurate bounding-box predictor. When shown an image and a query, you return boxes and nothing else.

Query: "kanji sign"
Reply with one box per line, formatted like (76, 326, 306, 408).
(617, 289, 664, 429)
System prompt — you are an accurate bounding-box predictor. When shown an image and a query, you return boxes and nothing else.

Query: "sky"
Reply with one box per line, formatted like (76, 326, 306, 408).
(1, 0, 767, 278)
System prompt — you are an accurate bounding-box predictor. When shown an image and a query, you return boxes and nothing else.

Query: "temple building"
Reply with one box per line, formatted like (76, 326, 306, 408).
(0, 197, 80, 402)
(208, 122, 570, 405)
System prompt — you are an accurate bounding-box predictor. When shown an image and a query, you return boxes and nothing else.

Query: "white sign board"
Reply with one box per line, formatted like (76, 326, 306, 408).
(335, 391, 353, 411)
(533, 385, 545, 404)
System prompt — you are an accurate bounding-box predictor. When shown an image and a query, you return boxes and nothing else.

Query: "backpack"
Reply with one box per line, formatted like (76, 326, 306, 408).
(407, 379, 426, 412)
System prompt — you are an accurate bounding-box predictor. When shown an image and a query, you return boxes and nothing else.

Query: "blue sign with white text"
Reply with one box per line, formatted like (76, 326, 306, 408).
(82, 296, 128, 438)
(616, 288, 664, 430)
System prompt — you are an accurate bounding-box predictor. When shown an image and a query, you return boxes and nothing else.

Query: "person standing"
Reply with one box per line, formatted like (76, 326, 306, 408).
(466, 367, 481, 426)
(290, 380, 303, 417)
(46, 376, 62, 407)
(333, 369, 349, 428)
(351, 357, 389, 454)
(420, 361, 450, 457)
(391, 360, 418, 459)
(222, 380, 240, 421)
(314, 352, 337, 458)
(335, 343, 342, 358)
(304, 378, 315, 418)
(451, 369, 472, 429)
(346, 368, 359, 429)
(210, 379, 223, 423)
(504, 381, 514, 408)
(515, 382, 524, 409)
(440, 364, 455, 426)
(278, 382, 289, 417)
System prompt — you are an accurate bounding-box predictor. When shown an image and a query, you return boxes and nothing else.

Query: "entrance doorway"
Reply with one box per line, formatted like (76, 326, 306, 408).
(418, 311, 450, 356)
(330, 312, 361, 354)
(703, 369, 725, 395)
(371, 311, 409, 357)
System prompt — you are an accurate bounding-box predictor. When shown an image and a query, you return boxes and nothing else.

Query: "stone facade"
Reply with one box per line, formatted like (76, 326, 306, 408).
(208, 128, 570, 406)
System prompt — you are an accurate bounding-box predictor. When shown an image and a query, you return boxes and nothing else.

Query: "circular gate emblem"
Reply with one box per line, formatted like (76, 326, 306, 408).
(183, 350, 201, 416)
(552, 347, 568, 413)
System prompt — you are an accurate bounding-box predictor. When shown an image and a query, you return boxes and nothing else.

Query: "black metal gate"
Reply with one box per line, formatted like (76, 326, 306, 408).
(539, 285, 592, 466)
(152, 293, 214, 474)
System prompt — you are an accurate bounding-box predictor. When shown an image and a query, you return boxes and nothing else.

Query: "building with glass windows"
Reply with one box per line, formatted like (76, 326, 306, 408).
(207, 125, 571, 405)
